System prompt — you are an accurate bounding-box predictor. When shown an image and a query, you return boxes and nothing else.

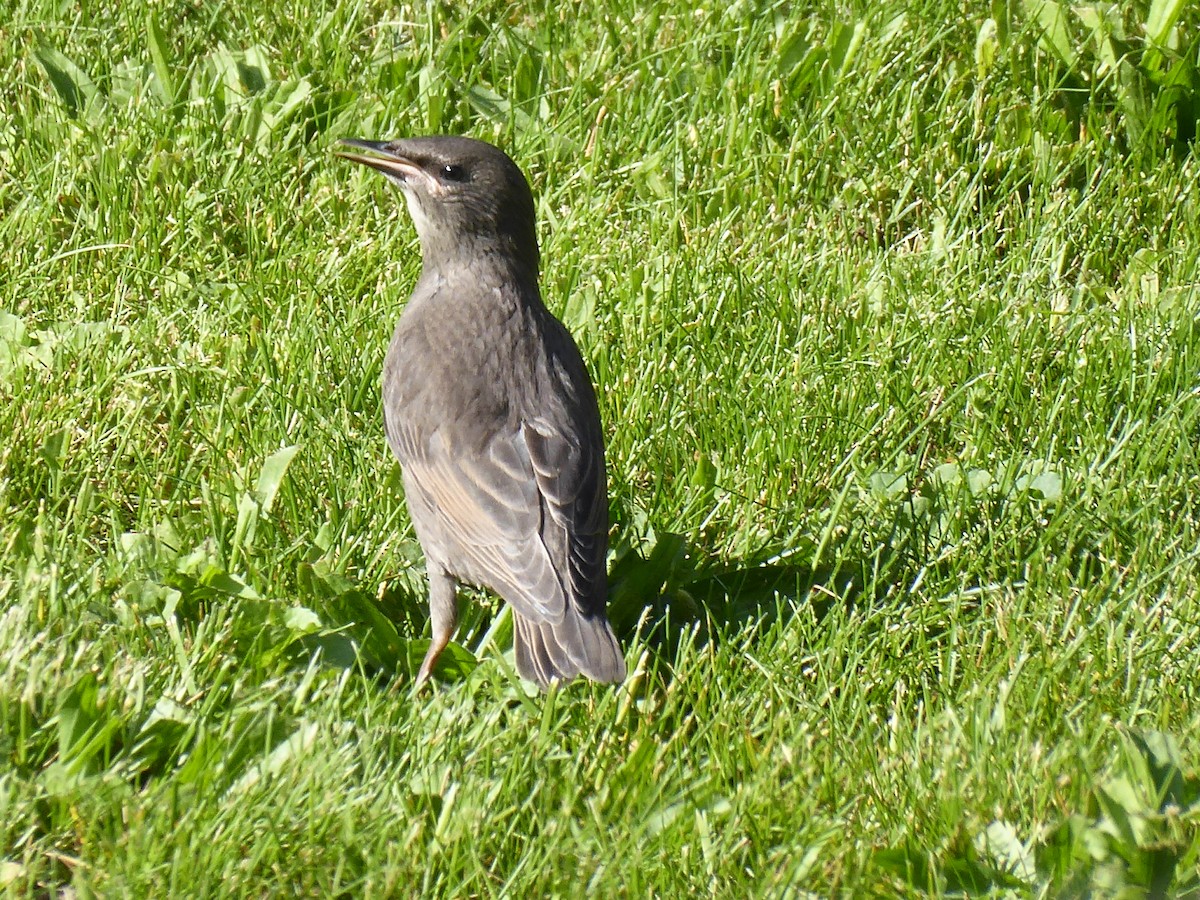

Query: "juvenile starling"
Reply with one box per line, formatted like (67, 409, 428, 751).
(335, 136, 626, 689)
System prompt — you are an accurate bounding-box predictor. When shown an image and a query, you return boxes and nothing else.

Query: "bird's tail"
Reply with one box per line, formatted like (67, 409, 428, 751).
(514, 612, 626, 689)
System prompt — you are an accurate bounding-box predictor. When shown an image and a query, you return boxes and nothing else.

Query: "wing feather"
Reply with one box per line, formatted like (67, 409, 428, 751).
(391, 416, 602, 626)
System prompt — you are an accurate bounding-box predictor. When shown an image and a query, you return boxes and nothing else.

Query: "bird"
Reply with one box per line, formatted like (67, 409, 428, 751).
(334, 135, 627, 690)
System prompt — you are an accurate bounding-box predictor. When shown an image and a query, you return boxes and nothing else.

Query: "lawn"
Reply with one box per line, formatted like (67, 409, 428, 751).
(2, 0, 1199, 895)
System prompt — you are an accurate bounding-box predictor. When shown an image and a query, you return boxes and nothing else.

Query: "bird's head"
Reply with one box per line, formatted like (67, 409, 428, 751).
(335, 136, 539, 278)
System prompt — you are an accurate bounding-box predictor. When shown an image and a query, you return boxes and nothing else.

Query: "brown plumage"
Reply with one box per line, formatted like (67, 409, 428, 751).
(335, 136, 626, 689)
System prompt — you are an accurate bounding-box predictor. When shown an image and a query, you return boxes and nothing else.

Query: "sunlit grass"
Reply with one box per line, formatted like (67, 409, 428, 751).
(2, 0, 1199, 894)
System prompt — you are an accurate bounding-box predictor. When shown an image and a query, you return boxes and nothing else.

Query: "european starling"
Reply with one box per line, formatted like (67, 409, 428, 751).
(335, 136, 626, 689)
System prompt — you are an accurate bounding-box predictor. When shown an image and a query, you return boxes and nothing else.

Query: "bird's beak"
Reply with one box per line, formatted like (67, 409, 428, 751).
(334, 139, 422, 182)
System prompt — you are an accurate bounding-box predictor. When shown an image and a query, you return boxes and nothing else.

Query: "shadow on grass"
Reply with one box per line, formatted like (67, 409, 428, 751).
(601, 523, 885, 684)
(299, 516, 900, 693)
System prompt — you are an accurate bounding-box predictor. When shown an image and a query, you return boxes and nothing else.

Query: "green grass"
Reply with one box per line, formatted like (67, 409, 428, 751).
(3, 0, 1200, 895)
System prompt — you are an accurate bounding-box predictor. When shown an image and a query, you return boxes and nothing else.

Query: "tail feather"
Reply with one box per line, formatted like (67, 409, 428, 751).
(514, 613, 626, 689)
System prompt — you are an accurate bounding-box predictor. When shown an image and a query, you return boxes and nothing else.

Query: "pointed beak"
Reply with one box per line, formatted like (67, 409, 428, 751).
(334, 139, 422, 182)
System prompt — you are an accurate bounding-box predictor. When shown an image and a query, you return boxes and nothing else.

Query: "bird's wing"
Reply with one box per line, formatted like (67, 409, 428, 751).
(523, 412, 608, 616)
(389, 409, 606, 626)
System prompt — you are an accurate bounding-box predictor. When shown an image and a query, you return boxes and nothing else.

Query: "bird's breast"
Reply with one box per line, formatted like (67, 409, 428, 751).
(382, 283, 536, 455)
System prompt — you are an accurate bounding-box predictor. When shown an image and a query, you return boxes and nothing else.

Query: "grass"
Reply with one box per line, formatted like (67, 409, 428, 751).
(3, 0, 1200, 895)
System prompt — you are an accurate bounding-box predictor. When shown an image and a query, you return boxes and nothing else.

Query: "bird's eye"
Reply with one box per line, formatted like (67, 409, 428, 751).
(442, 164, 468, 182)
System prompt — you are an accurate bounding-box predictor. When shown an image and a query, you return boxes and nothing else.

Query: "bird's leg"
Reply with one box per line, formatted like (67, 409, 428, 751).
(416, 566, 458, 686)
